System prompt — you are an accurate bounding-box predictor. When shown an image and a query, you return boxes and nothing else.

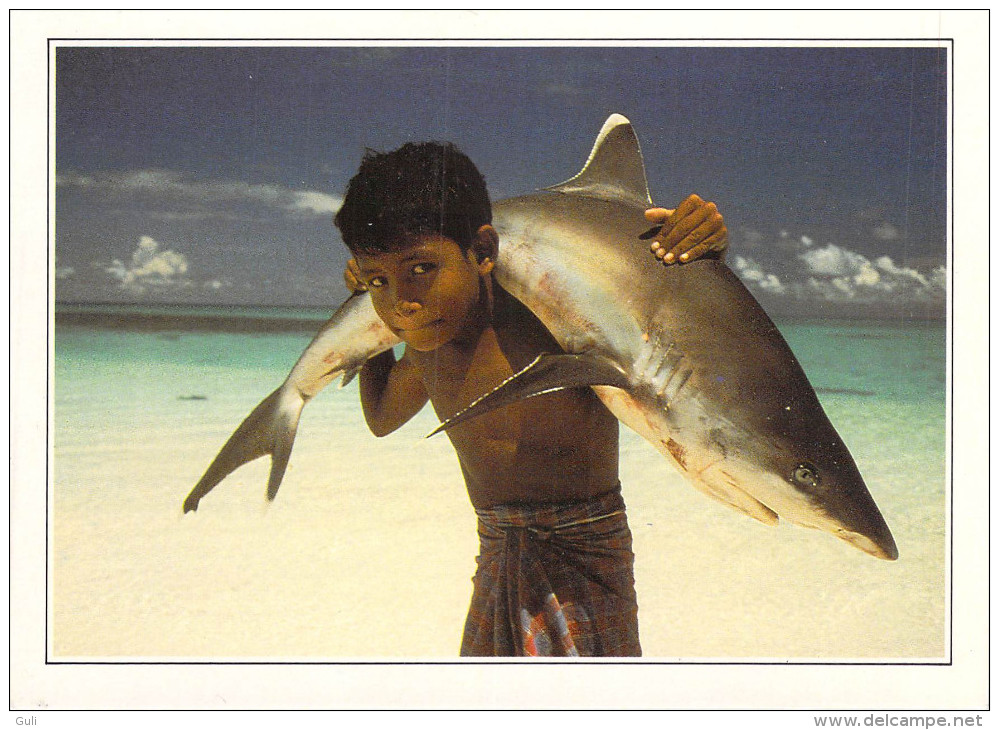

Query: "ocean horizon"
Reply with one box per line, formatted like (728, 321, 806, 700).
(53, 299, 948, 330)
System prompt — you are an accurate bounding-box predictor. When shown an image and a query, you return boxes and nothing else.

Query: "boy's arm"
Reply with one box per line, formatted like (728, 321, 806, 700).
(645, 194, 728, 265)
(358, 347, 429, 437)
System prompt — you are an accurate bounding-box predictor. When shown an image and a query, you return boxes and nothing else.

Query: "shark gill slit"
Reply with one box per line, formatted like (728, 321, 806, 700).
(662, 364, 693, 401)
(652, 346, 682, 395)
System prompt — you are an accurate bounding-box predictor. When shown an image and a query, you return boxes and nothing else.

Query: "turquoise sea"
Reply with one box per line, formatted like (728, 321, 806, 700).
(50, 303, 948, 660)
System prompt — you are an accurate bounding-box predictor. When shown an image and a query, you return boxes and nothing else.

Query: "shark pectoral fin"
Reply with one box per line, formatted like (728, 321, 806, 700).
(183, 387, 305, 512)
(338, 365, 363, 389)
(428, 352, 631, 437)
(687, 476, 779, 527)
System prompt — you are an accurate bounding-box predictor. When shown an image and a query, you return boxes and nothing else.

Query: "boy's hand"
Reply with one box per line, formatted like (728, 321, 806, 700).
(344, 258, 367, 293)
(645, 194, 728, 265)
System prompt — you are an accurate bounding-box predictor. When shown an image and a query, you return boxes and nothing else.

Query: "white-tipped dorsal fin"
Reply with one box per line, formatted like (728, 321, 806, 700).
(544, 113, 652, 208)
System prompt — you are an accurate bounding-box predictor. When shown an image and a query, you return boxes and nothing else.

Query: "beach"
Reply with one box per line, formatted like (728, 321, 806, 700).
(50, 307, 947, 660)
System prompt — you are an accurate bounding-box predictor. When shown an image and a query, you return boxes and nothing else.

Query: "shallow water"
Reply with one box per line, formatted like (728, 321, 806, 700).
(50, 307, 948, 659)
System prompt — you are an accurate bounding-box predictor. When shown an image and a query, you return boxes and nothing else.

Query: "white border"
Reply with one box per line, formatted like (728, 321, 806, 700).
(10, 9, 988, 713)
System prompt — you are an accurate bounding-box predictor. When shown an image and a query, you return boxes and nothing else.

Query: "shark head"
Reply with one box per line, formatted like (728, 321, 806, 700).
(626, 356, 898, 561)
(692, 414, 900, 561)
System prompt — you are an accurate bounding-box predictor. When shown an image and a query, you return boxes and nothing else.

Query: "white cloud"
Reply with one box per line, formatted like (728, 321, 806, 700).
(55, 171, 96, 187)
(289, 190, 343, 215)
(106, 235, 191, 294)
(874, 255, 929, 288)
(853, 261, 881, 287)
(115, 170, 289, 207)
(730, 234, 945, 307)
(55, 256, 75, 280)
(732, 255, 787, 295)
(929, 265, 947, 291)
(873, 222, 900, 241)
(797, 243, 944, 303)
(738, 228, 765, 246)
(58, 168, 340, 220)
(799, 243, 870, 277)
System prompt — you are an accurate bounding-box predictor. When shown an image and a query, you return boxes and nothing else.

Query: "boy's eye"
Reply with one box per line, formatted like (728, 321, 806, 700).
(367, 276, 386, 288)
(411, 262, 435, 275)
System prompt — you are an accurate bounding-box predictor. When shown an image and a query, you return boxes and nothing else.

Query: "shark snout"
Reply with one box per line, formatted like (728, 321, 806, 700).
(836, 527, 899, 561)
(791, 477, 899, 561)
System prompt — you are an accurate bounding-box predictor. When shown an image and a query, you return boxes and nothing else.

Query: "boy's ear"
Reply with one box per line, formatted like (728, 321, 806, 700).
(472, 224, 499, 274)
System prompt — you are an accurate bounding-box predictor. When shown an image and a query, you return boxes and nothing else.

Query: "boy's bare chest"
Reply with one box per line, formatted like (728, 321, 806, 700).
(407, 299, 613, 447)
(411, 326, 533, 421)
(407, 322, 619, 506)
(414, 316, 602, 434)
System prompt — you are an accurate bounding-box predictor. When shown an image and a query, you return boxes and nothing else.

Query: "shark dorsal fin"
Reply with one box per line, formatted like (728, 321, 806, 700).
(543, 114, 653, 208)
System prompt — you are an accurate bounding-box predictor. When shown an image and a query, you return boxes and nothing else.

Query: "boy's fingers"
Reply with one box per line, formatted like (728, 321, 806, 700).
(675, 241, 710, 264)
(647, 195, 727, 263)
(344, 259, 368, 292)
(645, 195, 707, 235)
(655, 219, 709, 263)
(644, 207, 675, 223)
(666, 194, 704, 226)
(656, 228, 727, 265)
(658, 201, 715, 253)
(677, 230, 728, 263)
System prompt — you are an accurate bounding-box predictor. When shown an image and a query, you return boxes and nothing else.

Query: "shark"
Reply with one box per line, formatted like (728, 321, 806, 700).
(184, 114, 898, 561)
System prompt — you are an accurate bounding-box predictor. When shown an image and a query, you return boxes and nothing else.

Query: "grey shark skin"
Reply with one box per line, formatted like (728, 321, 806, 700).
(184, 114, 897, 562)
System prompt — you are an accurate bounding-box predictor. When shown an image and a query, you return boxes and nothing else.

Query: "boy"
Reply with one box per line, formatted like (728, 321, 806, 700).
(334, 142, 727, 657)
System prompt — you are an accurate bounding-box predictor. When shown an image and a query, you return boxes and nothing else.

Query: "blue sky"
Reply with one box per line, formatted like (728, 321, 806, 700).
(54, 45, 948, 318)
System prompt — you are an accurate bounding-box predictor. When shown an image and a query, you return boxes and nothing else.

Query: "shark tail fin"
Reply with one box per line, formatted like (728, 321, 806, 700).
(183, 387, 304, 512)
(543, 113, 653, 208)
(428, 352, 631, 437)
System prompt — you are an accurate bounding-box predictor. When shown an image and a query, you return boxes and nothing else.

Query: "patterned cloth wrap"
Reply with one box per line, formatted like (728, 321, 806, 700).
(460, 486, 641, 657)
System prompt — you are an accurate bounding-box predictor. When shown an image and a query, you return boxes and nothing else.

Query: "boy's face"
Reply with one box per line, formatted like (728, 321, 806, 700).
(355, 234, 493, 352)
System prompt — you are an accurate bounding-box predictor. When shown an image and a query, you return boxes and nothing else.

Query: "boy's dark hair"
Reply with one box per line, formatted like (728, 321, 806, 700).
(334, 141, 492, 255)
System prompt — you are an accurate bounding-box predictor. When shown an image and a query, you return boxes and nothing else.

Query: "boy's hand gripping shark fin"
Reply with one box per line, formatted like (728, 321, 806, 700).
(427, 352, 631, 437)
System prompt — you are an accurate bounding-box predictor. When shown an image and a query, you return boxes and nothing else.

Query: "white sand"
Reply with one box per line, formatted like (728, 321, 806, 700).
(51, 376, 946, 660)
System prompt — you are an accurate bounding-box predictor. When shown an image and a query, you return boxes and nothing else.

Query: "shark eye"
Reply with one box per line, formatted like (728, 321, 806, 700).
(791, 463, 820, 488)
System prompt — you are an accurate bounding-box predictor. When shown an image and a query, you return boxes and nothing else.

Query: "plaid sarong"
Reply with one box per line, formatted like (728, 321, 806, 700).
(460, 487, 641, 657)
